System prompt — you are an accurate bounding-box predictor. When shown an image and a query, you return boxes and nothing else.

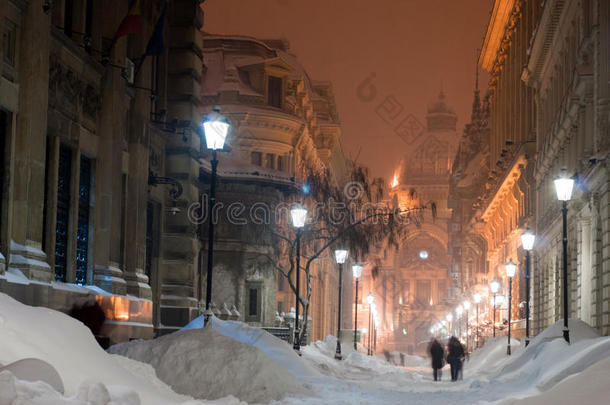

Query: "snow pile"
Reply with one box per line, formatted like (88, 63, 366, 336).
(182, 315, 319, 379)
(0, 292, 242, 405)
(301, 335, 419, 383)
(465, 336, 520, 377)
(109, 327, 308, 403)
(501, 356, 610, 405)
(486, 319, 610, 403)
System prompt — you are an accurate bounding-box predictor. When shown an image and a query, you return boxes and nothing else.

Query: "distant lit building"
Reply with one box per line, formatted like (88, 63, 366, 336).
(368, 91, 457, 355)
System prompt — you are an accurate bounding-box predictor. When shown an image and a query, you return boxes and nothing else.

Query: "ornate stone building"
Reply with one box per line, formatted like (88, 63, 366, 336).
(451, 0, 610, 341)
(367, 91, 457, 355)
(522, 0, 610, 335)
(448, 81, 491, 325)
(0, 0, 206, 344)
(197, 33, 350, 342)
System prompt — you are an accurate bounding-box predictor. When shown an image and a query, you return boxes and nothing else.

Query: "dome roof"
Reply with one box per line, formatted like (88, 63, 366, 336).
(427, 91, 455, 115)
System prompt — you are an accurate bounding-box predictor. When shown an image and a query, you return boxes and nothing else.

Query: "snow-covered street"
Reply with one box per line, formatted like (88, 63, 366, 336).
(1, 293, 610, 405)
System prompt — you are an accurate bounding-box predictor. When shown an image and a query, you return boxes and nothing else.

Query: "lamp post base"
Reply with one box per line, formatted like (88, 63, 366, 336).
(507, 345, 511, 356)
(204, 308, 214, 328)
(335, 340, 342, 360)
(525, 338, 530, 347)
(563, 328, 570, 344)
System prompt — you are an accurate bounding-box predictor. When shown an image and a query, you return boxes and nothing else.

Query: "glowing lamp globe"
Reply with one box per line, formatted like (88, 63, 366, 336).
(473, 293, 481, 304)
(446, 313, 453, 322)
(456, 305, 463, 316)
(505, 258, 517, 278)
(463, 301, 471, 310)
(290, 203, 307, 228)
(352, 263, 363, 278)
(367, 293, 375, 305)
(335, 249, 348, 264)
(202, 110, 229, 150)
(521, 228, 536, 251)
(554, 169, 574, 201)
(490, 280, 500, 294)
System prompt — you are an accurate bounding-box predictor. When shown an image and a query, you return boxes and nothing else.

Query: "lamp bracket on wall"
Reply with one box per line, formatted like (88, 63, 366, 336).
(149, 171, 184, 214)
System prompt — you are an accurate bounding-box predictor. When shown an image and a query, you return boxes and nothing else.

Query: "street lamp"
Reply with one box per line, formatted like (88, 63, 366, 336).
(505, 258, 517, 355)
(446, 313, 453, 335)
(463, 300, 471, 352)
(490, 280, 500, 337)
(456, 305, 463, 338)
(202, 109, 229, 325)
(334, 248, 348, 360)
(521, 227, 536, 346)
(367, 293, 374, 355)
(473, 293, 481, 348)
(352, 263, 363, 351)
(554, 168, 574, 344)
(290, 202, 307, 352)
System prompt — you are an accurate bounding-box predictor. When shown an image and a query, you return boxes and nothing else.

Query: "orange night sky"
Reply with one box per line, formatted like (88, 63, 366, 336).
(202, 0, 493, 180)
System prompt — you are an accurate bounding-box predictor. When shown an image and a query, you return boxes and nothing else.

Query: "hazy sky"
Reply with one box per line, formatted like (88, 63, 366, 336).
(202, 0, 493, 179)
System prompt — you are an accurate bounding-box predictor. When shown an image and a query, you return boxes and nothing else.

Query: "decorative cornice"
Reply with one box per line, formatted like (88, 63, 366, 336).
(480, 0, 516, 72)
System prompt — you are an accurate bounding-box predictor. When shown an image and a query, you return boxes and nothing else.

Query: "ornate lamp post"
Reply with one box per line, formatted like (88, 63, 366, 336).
(202, 109, 229, 325)
(490, 280, 500, 337)
(473, 293, 481, 348)
(290, 203, 307, 352)
(456, 305, 463, 339)
(521, 228, 536, 346)
(463, 300, 471, 352)
(505, 258, 517, 355)
(554, 168, 574, 344)
(352, 263, 363, 351)
(367, 293, 374, 355)
(334, 248, 349, 360)
(446, 313, 453, 335)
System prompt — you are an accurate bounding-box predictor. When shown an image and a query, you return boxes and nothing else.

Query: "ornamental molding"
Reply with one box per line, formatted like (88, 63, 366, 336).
(49, 54, 102, 118)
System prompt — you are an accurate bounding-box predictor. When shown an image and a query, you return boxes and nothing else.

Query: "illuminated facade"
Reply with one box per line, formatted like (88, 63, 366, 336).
(522, 0, 610, 335)
(454, 0, 610, 341)
(368, 91, 457, 355)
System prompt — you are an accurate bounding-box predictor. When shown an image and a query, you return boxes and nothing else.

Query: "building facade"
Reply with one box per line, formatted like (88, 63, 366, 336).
(198, 33, 350, 342)
(364, 91, 457, 355)
(522, 0, 610, 335)
(450, 0, 610, 342)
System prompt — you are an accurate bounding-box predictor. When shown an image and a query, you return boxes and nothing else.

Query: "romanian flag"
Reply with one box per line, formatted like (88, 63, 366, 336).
(144, 5, 167, 56)
(113, 0, 143, 39)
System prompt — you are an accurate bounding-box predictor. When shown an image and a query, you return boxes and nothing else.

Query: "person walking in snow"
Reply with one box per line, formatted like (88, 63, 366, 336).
(428, 339, 444, 381)
(446, 336, 465, 382)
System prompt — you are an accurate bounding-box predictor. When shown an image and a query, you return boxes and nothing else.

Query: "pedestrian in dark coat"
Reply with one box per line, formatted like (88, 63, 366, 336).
(428, 339, 444, 381)
(446, 336, 465, 382)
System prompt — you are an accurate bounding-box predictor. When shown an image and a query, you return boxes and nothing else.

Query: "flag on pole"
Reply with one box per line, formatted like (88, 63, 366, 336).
(145, 5, 167, 56)
(113, 0, 143, 39)
(134, 4, 167, 79)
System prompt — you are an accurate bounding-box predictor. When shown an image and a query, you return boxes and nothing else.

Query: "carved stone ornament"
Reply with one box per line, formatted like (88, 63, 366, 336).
(49, 54, 102, 117)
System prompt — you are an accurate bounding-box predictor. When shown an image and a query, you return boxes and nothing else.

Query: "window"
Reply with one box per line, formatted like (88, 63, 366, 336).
(267, 76, 282, 108)
(265, 153, 275, 169)
(2, 19, 16, 66)
(248, 288, 258, 316)
(437, 280, 447, 303)
(246, 281, 263, 322)
(76, 155, 92, 285)
(251, 151, 262, 166)
(64, 0, 74, 38)
(55, 145, 72, 282)
(277, 155, 287, 172)
(415, 280, 431, 304)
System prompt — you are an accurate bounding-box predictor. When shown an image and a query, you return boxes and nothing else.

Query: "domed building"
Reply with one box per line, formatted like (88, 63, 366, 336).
(368, 90, 460, 355)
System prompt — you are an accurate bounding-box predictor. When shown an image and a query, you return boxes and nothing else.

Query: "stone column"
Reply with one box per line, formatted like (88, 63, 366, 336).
(9, 1, 53, 282)
(157, 0, 205, 332)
